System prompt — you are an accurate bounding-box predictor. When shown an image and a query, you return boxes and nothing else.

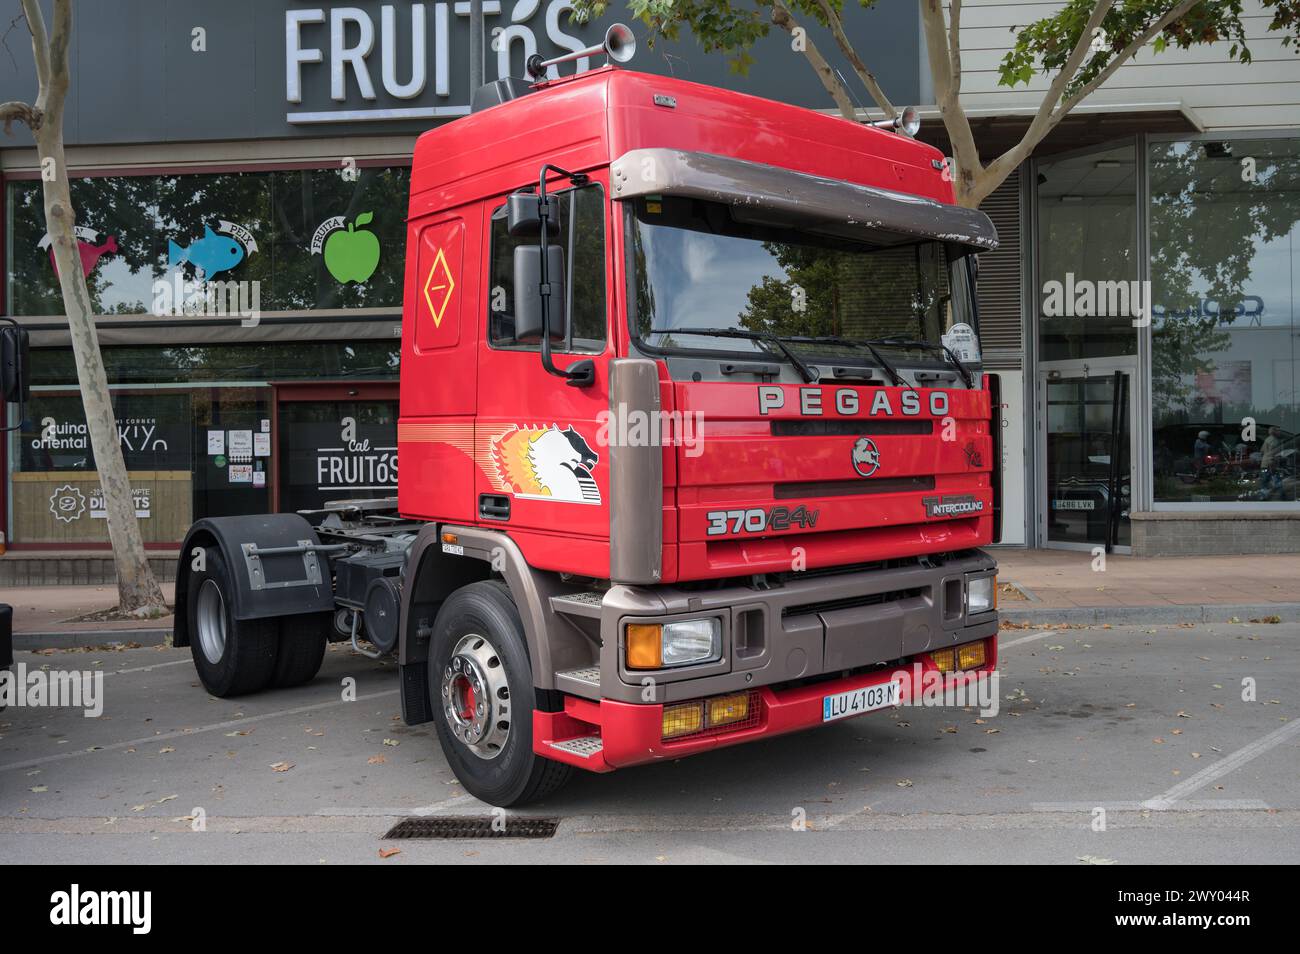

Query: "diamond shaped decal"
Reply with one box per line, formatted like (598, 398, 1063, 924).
(422, 246, 455, 327)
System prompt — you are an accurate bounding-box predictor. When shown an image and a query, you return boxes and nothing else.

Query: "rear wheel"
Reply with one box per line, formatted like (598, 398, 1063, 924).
(428, 581, 571, 807)
(271, 613, 329, 688)
(188, 547, 278, 697)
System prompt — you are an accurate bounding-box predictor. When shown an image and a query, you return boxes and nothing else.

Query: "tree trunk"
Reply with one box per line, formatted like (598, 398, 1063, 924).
(22, 0, 166, 615)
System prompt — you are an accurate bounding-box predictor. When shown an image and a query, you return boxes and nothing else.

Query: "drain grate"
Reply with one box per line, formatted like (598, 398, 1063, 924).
(383, 816, 560, 839)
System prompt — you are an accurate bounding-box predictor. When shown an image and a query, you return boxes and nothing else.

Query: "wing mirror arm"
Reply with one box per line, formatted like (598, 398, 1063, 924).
(535, 164, 594, 388)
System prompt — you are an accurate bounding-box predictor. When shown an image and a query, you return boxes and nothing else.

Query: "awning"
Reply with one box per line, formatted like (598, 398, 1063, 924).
(609, 147, 999, 252)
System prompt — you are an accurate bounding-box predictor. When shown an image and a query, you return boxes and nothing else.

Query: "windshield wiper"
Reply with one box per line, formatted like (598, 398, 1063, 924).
(648, 327, 819, 383)
(779, 335, 907, 388)
(866, 336, 973, 388)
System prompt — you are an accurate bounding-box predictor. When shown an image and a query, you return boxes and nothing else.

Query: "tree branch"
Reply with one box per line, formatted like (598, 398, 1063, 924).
(948, 0, 962, 90)
(0, 99, 38, 135)
(921, 0, 980, 200)
(977, 0, 1198, 204)
(19, 0, 50, 96)
(1055, 0, 1200, 118)
(771, 0, 857, 121)
(813, 0, 896, 117)
(1014, 0, 1116, 167)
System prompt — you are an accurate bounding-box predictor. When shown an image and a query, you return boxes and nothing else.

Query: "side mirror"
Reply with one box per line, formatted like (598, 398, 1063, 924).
(0, 321, 30, 404)
(513, 244, 566, 343)
(507, 192, 560, 239)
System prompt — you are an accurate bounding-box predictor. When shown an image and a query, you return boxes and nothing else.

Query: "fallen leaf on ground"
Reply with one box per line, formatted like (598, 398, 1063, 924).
(378, 847, 401, 859)
(270, 761, 295, 773)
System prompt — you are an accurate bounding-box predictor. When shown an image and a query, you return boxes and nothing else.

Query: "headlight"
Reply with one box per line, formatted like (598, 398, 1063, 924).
(626, 618, 722, 669)
(967, 575, 995, 615)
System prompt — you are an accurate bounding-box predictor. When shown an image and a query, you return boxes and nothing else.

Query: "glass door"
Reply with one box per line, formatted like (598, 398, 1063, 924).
(271, 383, 399, 514)
(1039, 363, 1134, 550)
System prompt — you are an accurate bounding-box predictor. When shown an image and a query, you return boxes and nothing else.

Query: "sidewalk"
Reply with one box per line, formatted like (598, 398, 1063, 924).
(993, 549, 1300, 624)
(4, 583, 176, 649)
(2, 551, 1298, 648)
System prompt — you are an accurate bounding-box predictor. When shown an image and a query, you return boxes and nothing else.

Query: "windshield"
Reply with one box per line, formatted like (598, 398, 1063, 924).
(625, 196, 978, 367)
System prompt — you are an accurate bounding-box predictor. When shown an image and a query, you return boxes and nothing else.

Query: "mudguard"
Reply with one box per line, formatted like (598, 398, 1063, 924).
(173, 514, 336, 647)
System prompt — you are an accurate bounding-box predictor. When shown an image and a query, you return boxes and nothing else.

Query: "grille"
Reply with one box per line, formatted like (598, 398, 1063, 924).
(783, 587, 924, 619)
(383, 816, 560, 839)
(774, 475, 935, 499)
(771, 420, 932, 437)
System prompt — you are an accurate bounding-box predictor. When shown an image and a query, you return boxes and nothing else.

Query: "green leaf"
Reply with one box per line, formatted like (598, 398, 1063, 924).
(355, 211, 374, 227)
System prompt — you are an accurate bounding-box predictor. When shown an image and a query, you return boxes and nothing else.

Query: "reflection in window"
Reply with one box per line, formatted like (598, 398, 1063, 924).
(1036, 143, 1138, 361)
(4, 165, 409, 316)
(487, 184, 607, 352)
(1150, 137, 1300, 504)
(626, 196, 961, 361)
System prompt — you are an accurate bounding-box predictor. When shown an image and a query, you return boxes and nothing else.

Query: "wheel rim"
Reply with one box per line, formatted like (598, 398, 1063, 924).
(441, 632, 511, 760)
(195, 579, 228, 665)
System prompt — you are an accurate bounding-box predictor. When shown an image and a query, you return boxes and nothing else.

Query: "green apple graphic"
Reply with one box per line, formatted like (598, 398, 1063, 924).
(324, 211, 380, 283)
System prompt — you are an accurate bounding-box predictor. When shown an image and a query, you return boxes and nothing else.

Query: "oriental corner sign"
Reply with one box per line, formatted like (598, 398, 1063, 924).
(285, 1, 597, 125)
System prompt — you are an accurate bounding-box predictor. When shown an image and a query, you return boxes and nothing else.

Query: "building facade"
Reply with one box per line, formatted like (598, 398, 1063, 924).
(1, 0, 1296, 585)
(930, 0, 1300, 555)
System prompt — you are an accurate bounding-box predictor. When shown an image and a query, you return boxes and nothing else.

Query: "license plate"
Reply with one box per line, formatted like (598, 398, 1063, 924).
(823, 679, 901, 723)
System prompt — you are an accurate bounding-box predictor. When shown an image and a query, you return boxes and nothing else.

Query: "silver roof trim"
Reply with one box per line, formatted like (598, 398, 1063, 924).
(610, 147, 998, 252)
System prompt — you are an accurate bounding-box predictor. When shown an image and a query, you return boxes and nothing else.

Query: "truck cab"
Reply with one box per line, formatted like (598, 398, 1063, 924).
(172, 60, 1001, 807)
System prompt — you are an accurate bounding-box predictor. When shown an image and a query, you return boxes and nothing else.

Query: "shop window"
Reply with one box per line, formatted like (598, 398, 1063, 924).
(5, 386, 278, 545)
(487, 184, 607, 352)
(276, 399, 399, 513)
(1150, 137, 1300, 504)
(4, 165, 410, 316)
(1036, 143, 1139, 361)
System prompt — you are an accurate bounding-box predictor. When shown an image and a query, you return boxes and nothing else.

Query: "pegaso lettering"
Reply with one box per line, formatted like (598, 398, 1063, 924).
(758, 386, 948, 418)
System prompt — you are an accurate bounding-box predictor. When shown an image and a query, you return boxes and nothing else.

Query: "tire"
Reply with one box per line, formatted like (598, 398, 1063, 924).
(428, 581, 571, 807)
(187, 546, 279, 697)
(271, 613, 329, 688)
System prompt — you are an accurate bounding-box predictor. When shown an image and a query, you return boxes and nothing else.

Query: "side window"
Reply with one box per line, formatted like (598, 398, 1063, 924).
(488, 184, 607, 352)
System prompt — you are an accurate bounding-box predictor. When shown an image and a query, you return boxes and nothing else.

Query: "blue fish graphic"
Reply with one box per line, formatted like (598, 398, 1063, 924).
(169, 225, 245, 278)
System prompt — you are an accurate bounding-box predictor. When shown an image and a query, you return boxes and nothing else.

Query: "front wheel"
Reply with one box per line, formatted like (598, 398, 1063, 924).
(428, 581, 571, 807)
(188, 547, 278, 697)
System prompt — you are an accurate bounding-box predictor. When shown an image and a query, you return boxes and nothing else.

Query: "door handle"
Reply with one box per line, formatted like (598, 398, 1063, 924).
(479, 494, 511, 521)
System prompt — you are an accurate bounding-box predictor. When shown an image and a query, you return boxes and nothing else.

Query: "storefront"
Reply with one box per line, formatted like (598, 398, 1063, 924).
(1029, 131, 1300, 554)
(4, 1, 1294, 569)
(0, 0, 924, 574)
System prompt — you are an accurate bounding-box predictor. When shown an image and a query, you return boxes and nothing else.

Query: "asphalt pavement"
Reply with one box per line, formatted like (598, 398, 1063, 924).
(1, 620, 1295, 864)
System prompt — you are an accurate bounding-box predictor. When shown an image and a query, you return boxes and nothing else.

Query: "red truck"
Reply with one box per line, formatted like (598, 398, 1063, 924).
(168, 30, 1002, 807)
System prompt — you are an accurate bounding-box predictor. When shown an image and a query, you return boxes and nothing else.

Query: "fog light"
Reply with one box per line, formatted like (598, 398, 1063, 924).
(931, 647, 956, 672)
(707, 692, 750, 728)
(967, 575, 995, 615)
(662, 701, 704, 739)
(957, 640, 987, 670)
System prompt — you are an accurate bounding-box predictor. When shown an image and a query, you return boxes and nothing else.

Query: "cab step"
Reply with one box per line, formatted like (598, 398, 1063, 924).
(554, 666, 601, 699)
(549, 592, 604, 619)
(546, 736, 604, 759)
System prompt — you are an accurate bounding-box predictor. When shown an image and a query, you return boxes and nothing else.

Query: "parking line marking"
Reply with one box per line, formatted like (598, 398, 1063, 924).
(104, 659, 193, 676)
(1142, 718, 1300, 809)
(998, 630, 1061, 650)
(1032, 799, 1271, 812)
(0, 689, 399, 774)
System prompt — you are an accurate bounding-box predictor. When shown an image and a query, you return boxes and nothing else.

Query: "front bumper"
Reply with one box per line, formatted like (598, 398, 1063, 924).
(561, 549, 998, 704)
(536, 635, 998, 771)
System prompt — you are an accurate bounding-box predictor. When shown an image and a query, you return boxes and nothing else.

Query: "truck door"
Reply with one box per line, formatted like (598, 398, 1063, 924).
(474, 180, 612, 575)
(398, 212, 479, 523)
